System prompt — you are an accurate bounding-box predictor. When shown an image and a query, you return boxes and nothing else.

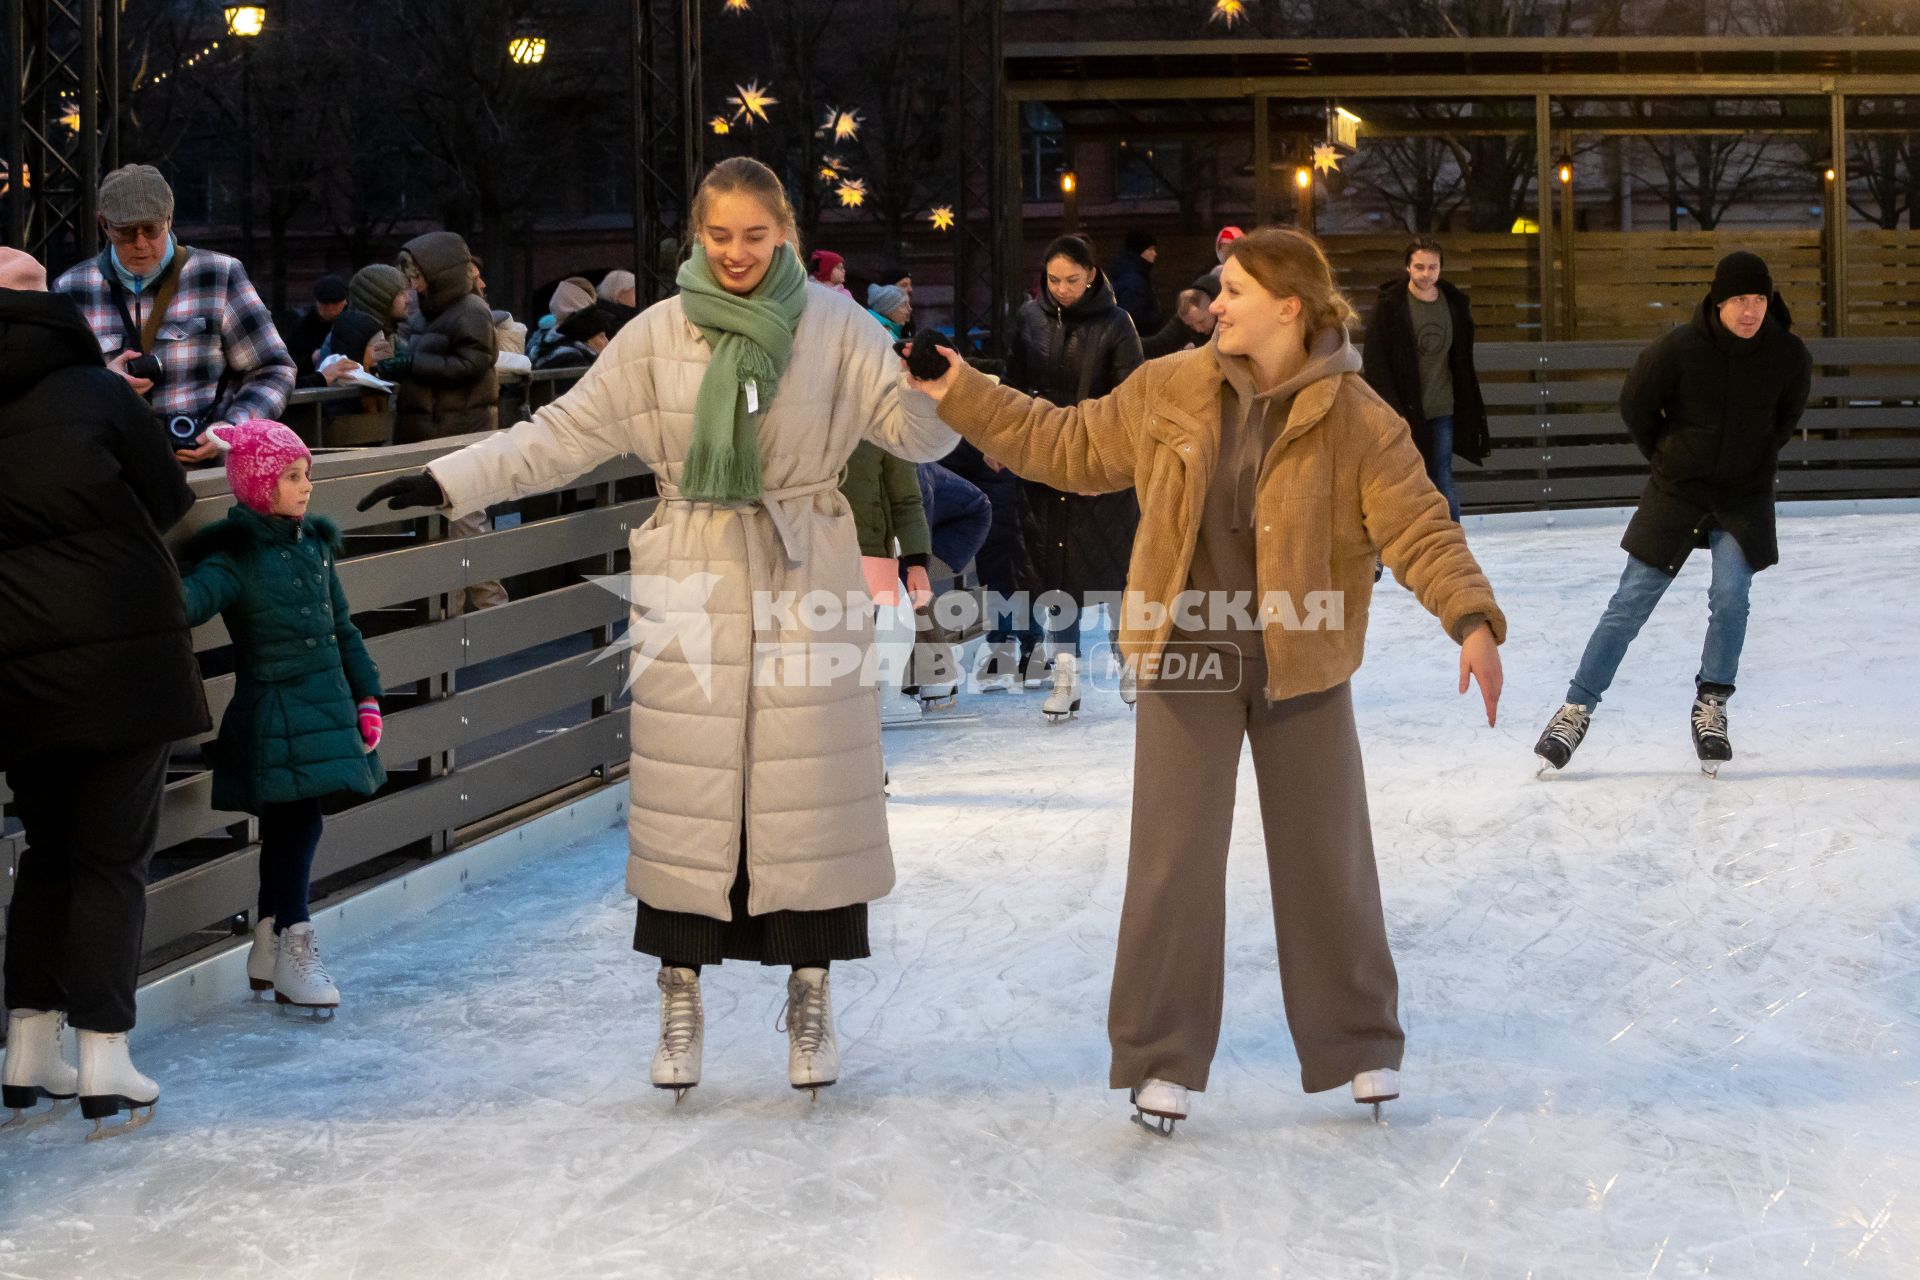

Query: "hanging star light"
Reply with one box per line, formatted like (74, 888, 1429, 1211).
(710, 115, 733, 135)
(1312, 143, 1342, 174)
(835, 178, 868, 209)
(820, 107, 863, 143)
(723, 0, 750, 11)
(1210, 0, 1248, 27)
(727, 81, 777, 127)
(929, 206, 956, 232)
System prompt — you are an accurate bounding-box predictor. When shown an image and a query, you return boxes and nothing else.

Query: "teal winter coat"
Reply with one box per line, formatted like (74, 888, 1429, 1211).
(181, 506, 386, 814)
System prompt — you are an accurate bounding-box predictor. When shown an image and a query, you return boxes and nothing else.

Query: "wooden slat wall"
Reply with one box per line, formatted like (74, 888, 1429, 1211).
(1567, 230, 1826, 342)
(1849, 231, 1920, 337)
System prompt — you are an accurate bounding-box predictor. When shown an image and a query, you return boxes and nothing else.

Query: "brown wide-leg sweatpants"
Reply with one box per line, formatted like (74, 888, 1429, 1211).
(1108, 641, 1405, 1095)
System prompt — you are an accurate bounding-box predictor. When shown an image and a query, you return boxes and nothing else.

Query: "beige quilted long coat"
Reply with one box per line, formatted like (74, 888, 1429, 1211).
(428, 280, 956, 920)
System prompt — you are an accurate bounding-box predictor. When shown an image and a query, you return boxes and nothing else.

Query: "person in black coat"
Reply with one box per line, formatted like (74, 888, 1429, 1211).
(1001, 235, 1145, 708)
(1108, 230, 1164, 337)
(1534, 251, 1812, 774)
(287, 274, 349, 386)
(1360, 237, 1490, 520)
(0, 254, 209, 1123)
(1141, 277, 1220, 360)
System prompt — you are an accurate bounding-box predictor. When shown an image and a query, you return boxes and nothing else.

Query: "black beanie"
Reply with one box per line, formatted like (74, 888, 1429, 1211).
(1708, 252, 1772, 306)
(312, 273, 349, 305)
(1124, 229, 1158, 256)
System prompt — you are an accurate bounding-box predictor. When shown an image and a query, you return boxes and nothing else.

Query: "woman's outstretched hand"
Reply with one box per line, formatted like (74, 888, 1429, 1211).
(356, 471, 446, 513)
(902, 342, 963, 402)
(1459, 622, 1503, 727)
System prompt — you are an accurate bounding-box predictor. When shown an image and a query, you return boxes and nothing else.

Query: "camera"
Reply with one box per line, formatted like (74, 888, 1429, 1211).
(125, 352, 164, 382)
(163, 414, 203, 446)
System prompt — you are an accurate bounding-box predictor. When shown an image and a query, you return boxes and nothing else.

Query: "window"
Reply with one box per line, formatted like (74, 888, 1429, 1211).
(1114, 140, 1184, 201)
(1021, 103, 1065, 203)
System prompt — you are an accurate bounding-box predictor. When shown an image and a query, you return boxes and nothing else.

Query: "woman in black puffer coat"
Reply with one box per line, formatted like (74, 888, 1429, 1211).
(1001, 236, 1143, 705)
(0, 266, 209, 1118)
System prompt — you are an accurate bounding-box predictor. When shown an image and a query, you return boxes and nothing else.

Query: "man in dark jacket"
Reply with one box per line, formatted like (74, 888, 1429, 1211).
(1141, 280, 1219, 360)
(1108, 230, 1164, 336)
(377, 231, 505, 612)
(1535, 251, 1812, 776)
(0, 250, 209, 1118)
(287, 274, 348, 385)
(1360, 236, 1490, 520)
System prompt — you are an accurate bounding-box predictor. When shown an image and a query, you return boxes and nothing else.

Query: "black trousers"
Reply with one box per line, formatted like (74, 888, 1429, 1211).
(3, 744, 170, 1033)
(258, 798, 324, 932)
(632, 831, 869, 968)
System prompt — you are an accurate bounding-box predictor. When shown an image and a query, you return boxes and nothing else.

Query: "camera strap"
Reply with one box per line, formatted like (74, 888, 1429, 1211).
(101, 246, 193, 377)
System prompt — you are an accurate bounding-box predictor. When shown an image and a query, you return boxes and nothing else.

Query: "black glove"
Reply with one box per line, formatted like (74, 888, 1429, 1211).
(356, 471, 446, 513)
(372, 352, 414, 380)
(895, 326, 962, 381)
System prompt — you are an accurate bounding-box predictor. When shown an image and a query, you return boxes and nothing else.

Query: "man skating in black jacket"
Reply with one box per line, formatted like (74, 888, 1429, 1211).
(1535, 251, 1812, 776)
(0, 249, 209, 1134)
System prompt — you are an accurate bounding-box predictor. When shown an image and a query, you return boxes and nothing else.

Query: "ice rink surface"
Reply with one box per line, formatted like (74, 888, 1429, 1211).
(2, 509, 1916, 1279)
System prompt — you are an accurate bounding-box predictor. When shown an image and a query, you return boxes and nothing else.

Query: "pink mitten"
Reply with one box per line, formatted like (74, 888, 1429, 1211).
(357, 698, 383, 752)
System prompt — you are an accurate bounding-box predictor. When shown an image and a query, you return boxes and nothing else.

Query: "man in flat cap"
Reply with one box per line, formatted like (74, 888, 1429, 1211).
(54, 163, 295, 464)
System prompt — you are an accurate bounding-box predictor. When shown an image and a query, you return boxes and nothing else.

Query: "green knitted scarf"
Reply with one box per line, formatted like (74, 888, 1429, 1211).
(675, 243, 809, 501)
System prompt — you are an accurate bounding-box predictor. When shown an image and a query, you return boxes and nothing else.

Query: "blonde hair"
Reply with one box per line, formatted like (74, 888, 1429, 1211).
(690, 157, 798, 241)
(1225, 226, 1359, 336)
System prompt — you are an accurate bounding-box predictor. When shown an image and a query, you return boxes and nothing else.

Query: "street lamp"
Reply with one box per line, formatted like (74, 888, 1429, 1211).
(226, 5, 265, 268)
(509, 22, 547, 65)
(224, 6, 266, 37)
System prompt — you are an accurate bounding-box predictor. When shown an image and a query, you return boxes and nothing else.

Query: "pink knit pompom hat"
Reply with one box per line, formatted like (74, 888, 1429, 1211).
(209, 419, 311, 514)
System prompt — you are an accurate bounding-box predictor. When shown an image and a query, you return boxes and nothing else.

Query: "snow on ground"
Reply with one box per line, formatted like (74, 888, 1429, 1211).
(1, 509, 1916, 1279)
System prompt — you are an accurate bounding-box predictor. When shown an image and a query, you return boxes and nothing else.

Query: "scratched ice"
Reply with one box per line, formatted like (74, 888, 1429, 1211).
(1, 508, 1915, 1279)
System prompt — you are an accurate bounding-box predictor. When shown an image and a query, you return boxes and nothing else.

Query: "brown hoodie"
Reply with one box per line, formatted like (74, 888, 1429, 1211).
(1190, 326, 1363, 625)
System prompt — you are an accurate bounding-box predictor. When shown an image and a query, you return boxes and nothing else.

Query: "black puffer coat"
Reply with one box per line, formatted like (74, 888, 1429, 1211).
(1361, 277, 1490, 464)
(0, 288, 210, 768)
(1618, 294, 1812, 576)
(394, 232, 498, 444)
(1004, 271, 1145, 600)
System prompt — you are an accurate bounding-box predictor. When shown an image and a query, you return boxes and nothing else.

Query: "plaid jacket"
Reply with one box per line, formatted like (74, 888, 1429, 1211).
(54, 246, 295, 425)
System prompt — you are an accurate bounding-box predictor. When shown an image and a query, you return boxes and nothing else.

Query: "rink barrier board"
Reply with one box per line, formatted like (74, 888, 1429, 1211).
(131, 781, 630, 1037)
(1459, 335, 1920, 512)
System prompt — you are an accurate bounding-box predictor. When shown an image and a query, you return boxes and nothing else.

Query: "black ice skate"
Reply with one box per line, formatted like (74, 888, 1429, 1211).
(1691, 685, 1733, 777)
(1534, 702, 1592, 774)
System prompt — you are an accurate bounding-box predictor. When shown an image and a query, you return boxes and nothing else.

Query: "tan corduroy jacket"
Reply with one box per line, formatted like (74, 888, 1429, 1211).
(935, 339, 1507, 702)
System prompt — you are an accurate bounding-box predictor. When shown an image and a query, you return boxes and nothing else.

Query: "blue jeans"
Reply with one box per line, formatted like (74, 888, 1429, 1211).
(1567, 530, 1754, 710)
(1422, 415, 1461, 521)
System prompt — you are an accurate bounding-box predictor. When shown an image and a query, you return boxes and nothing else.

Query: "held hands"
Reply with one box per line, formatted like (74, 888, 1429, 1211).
(356, 471, 447, 513)
(357, 698, 383, 753)
(899, 328, 964, 402)
(1458, 622, 1503, 727)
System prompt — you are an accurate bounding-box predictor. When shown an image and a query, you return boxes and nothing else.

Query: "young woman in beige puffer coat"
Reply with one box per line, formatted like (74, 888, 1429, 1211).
(359, 159, 956, 1102)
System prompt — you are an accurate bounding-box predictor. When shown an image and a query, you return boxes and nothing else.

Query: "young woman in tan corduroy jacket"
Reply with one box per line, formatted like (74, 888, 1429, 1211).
(905, 227, 1507, 1135)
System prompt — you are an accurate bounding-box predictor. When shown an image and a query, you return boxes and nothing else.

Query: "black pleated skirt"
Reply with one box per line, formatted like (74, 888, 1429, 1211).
(631, 831, 870, 967)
